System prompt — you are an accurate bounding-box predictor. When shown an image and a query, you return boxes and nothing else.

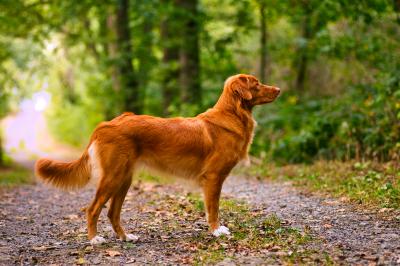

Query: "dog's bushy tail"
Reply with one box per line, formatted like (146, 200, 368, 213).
(35, 151, 91, 190)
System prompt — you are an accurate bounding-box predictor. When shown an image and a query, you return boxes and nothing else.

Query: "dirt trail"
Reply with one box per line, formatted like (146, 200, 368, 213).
(0, 183, 207, 265)
(223, 176, 400, 265)
(1, 176, 400, 265)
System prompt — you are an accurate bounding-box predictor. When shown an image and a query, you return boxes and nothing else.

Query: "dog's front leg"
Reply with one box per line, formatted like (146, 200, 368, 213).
(202, 174, 230, 237)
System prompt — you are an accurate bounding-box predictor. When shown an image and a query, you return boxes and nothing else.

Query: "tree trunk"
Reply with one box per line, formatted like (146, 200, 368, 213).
(259, 1, 268, 83)
(178, 0, 201, 108)
(106, 11, 121, 93)
(161, 0, 180, 116)
(137, 15, 154, 108)
(394, 0, 400, 24)
(295, 10, 312, 91)
(116, 0, 141, 113)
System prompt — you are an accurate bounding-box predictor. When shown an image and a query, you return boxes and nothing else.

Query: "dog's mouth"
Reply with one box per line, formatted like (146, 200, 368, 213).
(258, 87, 281, 104)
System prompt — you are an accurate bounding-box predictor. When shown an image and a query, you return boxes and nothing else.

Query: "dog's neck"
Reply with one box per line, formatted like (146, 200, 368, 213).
(206, 91, 256, 160)
(213, 91, 254, 124)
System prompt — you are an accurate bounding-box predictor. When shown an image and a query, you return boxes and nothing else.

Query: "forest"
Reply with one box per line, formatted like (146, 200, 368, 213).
(1, 0, 399, 164)
(1, 1, 400, 265)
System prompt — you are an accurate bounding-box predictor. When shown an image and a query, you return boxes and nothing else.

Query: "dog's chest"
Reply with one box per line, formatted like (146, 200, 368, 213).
(241, 118, 257, 157)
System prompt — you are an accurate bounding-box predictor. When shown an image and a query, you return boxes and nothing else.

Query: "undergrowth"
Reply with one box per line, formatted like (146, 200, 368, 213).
(240, 160, 400, 209)
(0, 163, 32, 186)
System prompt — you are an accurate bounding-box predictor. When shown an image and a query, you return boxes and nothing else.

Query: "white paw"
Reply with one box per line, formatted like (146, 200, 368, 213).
(212, 226, 230, 237)
(125, 234, 139, 242)
(90, 235, 106, 245)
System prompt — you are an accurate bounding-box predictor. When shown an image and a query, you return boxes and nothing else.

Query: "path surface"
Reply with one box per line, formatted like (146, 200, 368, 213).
(1, 176, 400, 265)
(0, 183, 210, 265)
(223, 176, 400, 265)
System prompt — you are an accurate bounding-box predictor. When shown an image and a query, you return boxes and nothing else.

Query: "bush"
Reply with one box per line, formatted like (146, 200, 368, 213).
(252, 70, 400, 163)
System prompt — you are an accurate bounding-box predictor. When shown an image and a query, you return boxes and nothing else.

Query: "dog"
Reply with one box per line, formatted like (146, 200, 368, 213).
(35, 74, 280, 245)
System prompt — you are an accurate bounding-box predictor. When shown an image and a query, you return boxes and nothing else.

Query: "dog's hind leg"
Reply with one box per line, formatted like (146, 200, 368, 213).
(86, 162, 130, 244)
(86, 175, 118, 245)
(107, 173, 138, 242)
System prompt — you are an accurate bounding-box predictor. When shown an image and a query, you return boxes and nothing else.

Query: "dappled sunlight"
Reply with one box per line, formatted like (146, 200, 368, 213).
(2, 91, 79, 168)
(32, 91, 51, 112)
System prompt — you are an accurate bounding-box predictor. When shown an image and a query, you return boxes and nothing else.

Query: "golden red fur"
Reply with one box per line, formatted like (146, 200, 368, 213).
(35, 74, 280, 242)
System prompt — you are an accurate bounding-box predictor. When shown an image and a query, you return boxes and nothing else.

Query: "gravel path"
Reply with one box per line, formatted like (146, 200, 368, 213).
(0, 183, 211, 265)
(1, 175, 400, 265)
(223, 176, 400, 265)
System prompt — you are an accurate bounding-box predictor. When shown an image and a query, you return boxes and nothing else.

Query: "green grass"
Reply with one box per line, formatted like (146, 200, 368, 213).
(0, 164, 33, 186)
(128, 174, 333, 264)
(188, 197, 332, 265)
(242, 160, 400, 209)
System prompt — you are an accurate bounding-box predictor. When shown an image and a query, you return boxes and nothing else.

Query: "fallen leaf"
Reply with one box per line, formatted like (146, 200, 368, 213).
(65, 214, 79, 220)
(76, 257, 86, 265)
(106, 250, 121, 257)
(270, 246, 280, 252)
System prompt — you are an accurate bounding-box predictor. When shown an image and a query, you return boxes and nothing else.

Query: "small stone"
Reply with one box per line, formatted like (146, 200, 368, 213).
(84, 245, 93, 253)
(91, 257, 101, 265)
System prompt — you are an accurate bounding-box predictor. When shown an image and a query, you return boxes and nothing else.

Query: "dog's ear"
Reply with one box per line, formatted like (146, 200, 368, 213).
(232, 76, 252, 100)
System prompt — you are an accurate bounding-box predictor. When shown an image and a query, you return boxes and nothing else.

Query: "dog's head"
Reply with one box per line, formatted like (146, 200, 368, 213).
(224, 74, 280, 107)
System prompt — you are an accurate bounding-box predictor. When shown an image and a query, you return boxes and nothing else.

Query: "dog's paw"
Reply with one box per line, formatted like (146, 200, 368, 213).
(212, 226, 230, 237)
(125, 234, 139, 242)
(90, 235, 106, 245)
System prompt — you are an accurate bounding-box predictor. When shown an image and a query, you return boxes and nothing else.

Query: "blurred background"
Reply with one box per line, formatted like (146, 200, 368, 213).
(0, 0, 399, 177)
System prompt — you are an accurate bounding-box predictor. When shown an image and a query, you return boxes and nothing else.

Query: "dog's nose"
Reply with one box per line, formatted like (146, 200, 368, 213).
(274, 87, 281, 95)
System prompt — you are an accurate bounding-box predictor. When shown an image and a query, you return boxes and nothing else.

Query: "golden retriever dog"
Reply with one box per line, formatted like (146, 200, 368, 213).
(35, 74, 280, 245)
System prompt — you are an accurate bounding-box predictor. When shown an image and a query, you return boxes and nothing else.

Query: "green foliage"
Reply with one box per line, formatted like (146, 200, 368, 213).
(47, 101, 104, 147)
(252, 66, 400, 163)
(0, 0, 399, 165)
(0, 163, 32, 186)
(251, 11, 400, 163)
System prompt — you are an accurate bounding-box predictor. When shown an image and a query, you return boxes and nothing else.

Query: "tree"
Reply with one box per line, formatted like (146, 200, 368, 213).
(160, 0, 182, 115)
(178, 0, 202, 108)
(257, 0, 268, 83)
(116, 0, 141, 113)
(395, 0, 400, 23)
(133, 1, 158, 107)
(294, 2, 313, 92)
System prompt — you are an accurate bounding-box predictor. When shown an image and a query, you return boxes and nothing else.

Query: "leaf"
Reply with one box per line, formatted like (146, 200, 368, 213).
(106, 250, 121, 257)
(76, 258, 86, 265)
(65, 214, 79, 220)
